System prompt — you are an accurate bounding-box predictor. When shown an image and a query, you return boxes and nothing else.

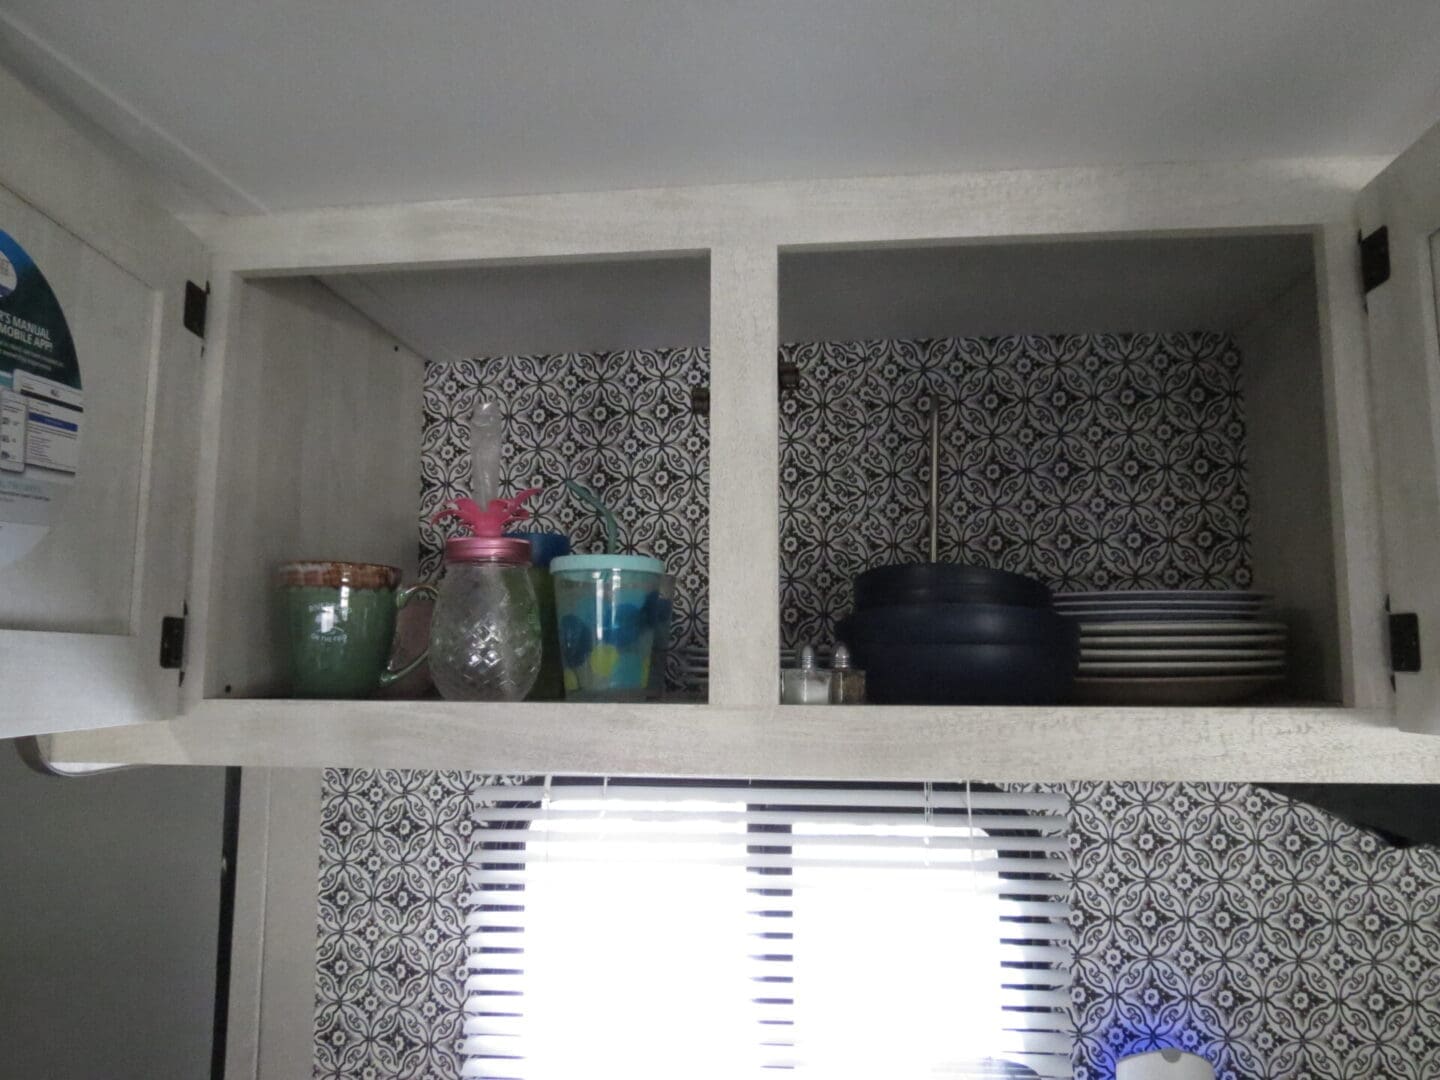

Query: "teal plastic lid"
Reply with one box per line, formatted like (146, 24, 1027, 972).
(550, 553, 664, 575)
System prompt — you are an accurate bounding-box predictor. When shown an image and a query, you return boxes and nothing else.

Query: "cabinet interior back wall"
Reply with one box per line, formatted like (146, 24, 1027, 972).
(779, 331, 1252, 633)
(420, 348, 711, 689)
(413, 319, 1336, 702)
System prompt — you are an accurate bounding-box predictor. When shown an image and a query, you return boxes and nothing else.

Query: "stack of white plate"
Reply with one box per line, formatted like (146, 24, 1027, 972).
(1054, 590, 1286, 705)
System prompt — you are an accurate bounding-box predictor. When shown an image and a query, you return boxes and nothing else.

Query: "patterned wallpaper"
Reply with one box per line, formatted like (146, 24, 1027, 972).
(420, 333, 1251, 666)
(316, 769, 483, 1079)
(314, 772, 1440, 1080)
(419, 348, 710, 685)
(778, 333, 1250, 651)
(1054, 781, 1440, 1080)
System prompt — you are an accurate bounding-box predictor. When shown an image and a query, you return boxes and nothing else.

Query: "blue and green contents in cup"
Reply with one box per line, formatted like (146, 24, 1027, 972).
(550, 554, 672, 702)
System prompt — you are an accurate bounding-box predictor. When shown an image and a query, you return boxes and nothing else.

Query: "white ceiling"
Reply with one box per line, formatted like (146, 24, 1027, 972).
(321, 234, 1312, 360)
(1, 1, 1438, 215)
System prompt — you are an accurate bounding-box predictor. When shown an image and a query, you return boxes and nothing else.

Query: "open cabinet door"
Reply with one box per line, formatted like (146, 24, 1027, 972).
(1360, 117, 1440, 734)
(0, 64, 205, 737)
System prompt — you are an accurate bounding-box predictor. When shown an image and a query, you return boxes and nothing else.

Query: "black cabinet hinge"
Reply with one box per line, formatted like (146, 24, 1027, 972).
(778, 358, 801, 394)
(1360, 227, 1391, 294)
(1388, 604, 1420, 676)
(183, 280, 210, 339)
(160, 615, 186, 670)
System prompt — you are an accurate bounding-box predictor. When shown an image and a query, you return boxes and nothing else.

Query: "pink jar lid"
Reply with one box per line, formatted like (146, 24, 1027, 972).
(445, 535, 533, 564)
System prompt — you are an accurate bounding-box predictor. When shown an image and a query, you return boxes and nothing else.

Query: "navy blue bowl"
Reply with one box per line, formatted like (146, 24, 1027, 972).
(850, 640, 1078, 705)
(853, 563, 1052, 611)
(838, 602, 1076, 647)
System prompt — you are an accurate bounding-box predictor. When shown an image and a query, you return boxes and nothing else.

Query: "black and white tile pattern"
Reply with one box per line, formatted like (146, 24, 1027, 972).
(421, 348, 710, 686)
(316, 773, 1440, 1079)
(779, 334, 1251, 652)
(315, 770, 513, 1080)
(1048, 781, 1440, 1080)
(423, 334, 1249, 664)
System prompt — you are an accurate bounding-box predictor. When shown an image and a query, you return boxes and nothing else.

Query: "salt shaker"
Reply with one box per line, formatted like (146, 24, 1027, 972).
(828, 643, 866, 704)
(780, 644, 832, 704)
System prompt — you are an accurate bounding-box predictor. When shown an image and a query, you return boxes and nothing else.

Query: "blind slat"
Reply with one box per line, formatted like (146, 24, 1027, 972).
(478, 830, 1066, 854)
(479, 807, 1067, 833)
(477, 784, 1068, 813)
(465, 918, 1076, 945)
(466, 903, 1076, 926)
(470, 872, 1072, 897)
(463, 1044, 1072, 1073)
(470, 850, 1066, 873)
(462, 984, 1074, 1012)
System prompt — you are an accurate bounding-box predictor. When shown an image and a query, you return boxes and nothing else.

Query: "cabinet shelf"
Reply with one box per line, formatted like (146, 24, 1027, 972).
(36, 700, 1433, 783)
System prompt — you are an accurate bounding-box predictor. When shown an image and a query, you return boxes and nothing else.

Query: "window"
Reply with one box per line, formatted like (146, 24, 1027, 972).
(463, 780, 1071, 1080)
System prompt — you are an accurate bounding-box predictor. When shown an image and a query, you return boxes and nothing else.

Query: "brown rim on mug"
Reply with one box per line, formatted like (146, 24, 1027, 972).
(275, 560, 403, 591)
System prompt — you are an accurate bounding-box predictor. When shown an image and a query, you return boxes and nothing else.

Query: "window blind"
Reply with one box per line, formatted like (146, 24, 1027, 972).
(463, 779, 1073, 1080)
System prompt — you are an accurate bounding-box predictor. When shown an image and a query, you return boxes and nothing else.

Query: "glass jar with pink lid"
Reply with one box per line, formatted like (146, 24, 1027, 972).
(421, 488, 544, 701)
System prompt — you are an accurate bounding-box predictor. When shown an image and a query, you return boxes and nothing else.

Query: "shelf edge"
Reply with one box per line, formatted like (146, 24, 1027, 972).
(37, 700, 1438, 784)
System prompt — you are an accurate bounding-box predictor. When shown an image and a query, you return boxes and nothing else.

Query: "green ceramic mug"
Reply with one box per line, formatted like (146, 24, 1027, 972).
(275, 561, 436, 698)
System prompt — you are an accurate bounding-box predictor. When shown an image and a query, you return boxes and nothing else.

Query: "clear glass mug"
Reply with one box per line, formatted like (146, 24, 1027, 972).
(404, 536, 543, 701)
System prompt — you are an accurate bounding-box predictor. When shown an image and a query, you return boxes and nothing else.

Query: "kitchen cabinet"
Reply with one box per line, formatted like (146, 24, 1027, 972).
(0, 64, 205, 737)
(9, 58, 1440, 781)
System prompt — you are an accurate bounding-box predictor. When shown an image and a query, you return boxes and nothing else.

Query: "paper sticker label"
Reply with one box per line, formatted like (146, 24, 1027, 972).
(0, 388, 24, 472)
(0, 229, 81, 566)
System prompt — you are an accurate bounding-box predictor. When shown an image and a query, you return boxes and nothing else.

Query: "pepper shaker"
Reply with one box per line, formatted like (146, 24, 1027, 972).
(829, 643, 866, 704)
